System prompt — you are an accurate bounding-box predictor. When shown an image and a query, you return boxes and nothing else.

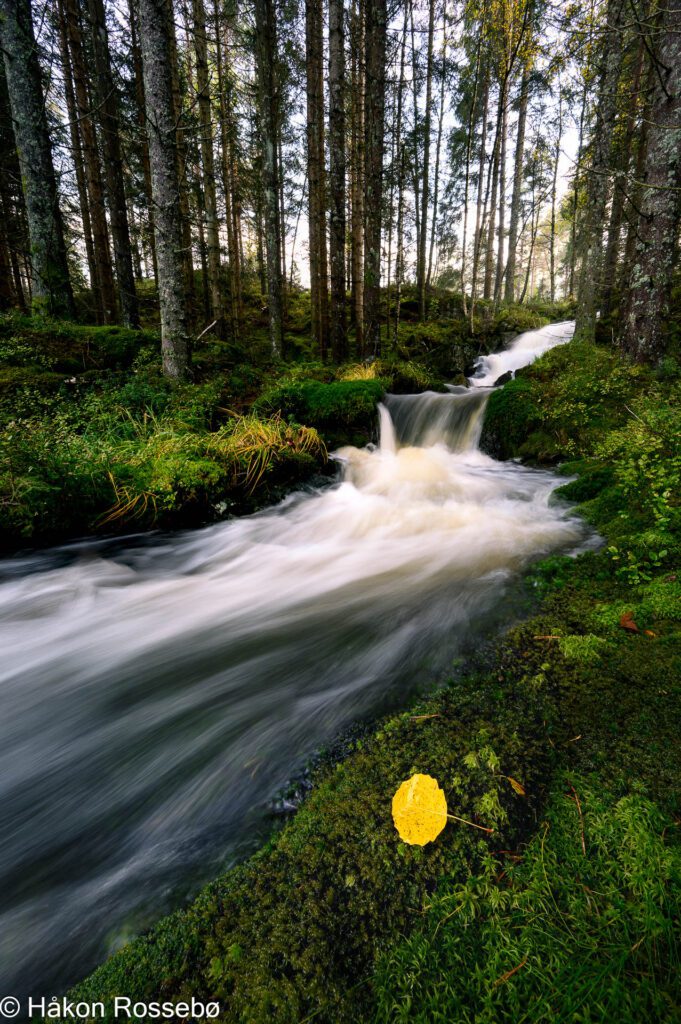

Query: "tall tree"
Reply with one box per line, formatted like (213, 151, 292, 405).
(214, 0, 242, 330)
(504, 63, 530, 302)
(328, 0, 347, 361)
(138, 0, 190, 379)
(0, 0, 74, 317)
(574, 0, 625, 341)
(305, 0, 329, 357)
(620, 0, 681, 362)
(417, 0, 436, 318)
(349, 0, 365, 352)
(86, 0, 140, 328)
(363, 0, 387, 355)
(63, 0, 117, 321)
(254, 0, 285, 356)
(192, 0, 224, 335)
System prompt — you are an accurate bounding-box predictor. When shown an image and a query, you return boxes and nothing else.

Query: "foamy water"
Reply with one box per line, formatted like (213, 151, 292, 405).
(0, 321, 581, 998)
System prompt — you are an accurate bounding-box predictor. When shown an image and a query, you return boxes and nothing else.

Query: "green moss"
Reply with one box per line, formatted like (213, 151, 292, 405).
(253, 378, 387, 447)
(373, 779, 681, 1024)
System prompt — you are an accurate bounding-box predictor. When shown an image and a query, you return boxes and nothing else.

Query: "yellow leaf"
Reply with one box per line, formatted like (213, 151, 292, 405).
(392, 774, 447, 846)
(507, 776, 526, 796)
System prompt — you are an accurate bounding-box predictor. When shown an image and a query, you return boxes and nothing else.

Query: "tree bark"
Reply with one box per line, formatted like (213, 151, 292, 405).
(0, 0, 74, 317)
(214, 0, 242, 329)
(166, 0, 196, 315)
(254, 0, 285, 356)
(549, 89, 563, 303)
(363, 0, 387, 355)
(469, 62, 489, 318)
(427, 9, 447, 296)
(574, 0, 625, 340)
(192, 0, 224, 335)
(128, 0, 157, 285)
(349, 0, 364, 353)
(86, 0, 140, 327)
(504, 66, 529, 303)
(493, 90, 508, 304)
(63, 0, 117, 320)
(417, 0, 435, 319)
(138, 0, 190, 379)
(483, 86, 504, 300)
(305, 0, 329, 357)
(328, 0, 347, 361)
(620, 0, 681, 362)
(56, 0, 99, 320)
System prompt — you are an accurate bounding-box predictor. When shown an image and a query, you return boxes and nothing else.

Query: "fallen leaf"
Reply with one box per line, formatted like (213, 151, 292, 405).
(507, 776, 526, 796)
(620, 611, 639, 633)
(644, 629, 657, 637)
(392, 774, 447, 846)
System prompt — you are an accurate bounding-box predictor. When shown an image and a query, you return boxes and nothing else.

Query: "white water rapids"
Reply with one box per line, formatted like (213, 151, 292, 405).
(0, 321, 580, 998)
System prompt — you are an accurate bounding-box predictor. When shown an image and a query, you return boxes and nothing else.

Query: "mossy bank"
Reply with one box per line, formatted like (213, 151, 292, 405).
(0, 295, 553, 552)
(60, 337, 681, 1022)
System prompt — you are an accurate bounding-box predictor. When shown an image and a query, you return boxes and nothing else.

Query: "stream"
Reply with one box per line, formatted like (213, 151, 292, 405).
(0, 320, 582, 1000)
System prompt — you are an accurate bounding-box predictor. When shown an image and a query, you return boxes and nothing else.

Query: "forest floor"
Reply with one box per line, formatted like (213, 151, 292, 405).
(4, 290, 680, 1023)
(0, 284, 559, 552)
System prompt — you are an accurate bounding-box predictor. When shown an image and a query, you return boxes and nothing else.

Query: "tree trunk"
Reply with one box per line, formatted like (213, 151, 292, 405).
(0, 0, 74, 316)
(461, 36, 482, 316)
(549, 89, 563, 303)
(138, 0, 190, 379)
(86, 0, 140, 327)
(56, 0, 99, 320)
(601, 38, 644, 319)
(215, 0, 242, 330)
(504, 66, 529, 303)
(64, 0, 117, 321)
(254, 0, 285, 357)
(305, 0, 329, 357)
(469, 63, 489, 318)
(493, 91, 508, 304)
(349, 0, 364, 353)
(574, 0, 625, 340)
(363, 0, 387, 355)
(166, 0, 196, 316)
(192, 0, 224, 334)
(328, 0, 347, 361)
(128, 0, 158, 285)
(427, 9, 447, 295)
(417, 0, 435, 319)
(483, 86, 504, 300)
(620, 0, 681, 362)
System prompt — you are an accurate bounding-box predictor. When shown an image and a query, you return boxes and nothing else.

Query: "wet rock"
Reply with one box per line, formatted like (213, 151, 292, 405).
(493, 370, 514, 387)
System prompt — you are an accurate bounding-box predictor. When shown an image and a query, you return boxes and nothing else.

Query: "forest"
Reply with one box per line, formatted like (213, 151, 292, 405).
(0, 0, 680, 1020)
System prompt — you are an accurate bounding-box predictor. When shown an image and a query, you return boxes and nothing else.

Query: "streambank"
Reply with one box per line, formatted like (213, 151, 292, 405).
(0, 300, 561, 554)
(58, 331, 681, 1023)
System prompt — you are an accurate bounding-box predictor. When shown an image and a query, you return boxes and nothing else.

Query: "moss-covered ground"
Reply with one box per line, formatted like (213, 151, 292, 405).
(0, 288, 550, 551)
(53, 320, 681, 1021)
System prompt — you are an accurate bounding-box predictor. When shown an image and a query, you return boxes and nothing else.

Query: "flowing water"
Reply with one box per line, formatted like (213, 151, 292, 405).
(1, 321, 580, 999)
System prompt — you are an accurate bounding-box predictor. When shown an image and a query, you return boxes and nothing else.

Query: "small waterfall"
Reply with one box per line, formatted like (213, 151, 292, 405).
(378, 403, 398, 454)
(470, 320, 574, 388)
(382, 390, 489, 452)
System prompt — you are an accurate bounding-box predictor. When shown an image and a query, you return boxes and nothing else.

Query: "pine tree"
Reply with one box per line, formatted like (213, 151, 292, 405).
(137, 0, 190, 378)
